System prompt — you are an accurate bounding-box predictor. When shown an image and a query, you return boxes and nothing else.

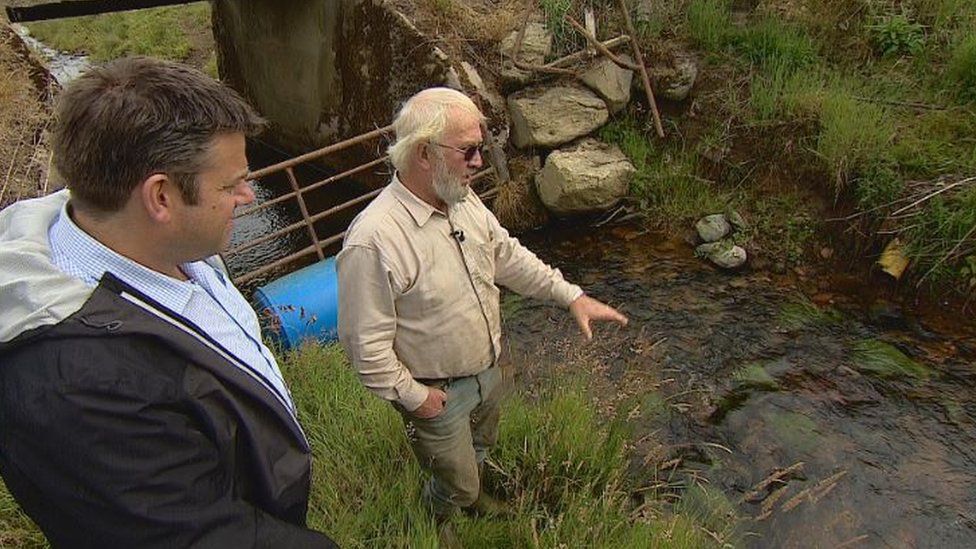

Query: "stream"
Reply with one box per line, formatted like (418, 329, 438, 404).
(502, 221, 976, 548)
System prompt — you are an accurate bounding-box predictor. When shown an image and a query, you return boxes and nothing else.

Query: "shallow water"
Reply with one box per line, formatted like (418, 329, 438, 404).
(503, 221, 976, 548)
(12, 24, 89, 85)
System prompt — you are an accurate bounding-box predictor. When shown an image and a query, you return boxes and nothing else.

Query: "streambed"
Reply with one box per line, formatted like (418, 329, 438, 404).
(502, 221, 976, 548)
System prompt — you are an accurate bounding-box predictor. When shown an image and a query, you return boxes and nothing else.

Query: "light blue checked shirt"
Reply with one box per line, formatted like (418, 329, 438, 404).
(48, 204, 295, 413)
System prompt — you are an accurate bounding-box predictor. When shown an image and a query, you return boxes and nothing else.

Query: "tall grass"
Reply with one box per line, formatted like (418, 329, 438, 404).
(733, 19, 818, 71)
(686, 0, 732, 51)
(816, 91, 894, 191)
(0, 343, 733, 547)
(947, 35, 976, 103)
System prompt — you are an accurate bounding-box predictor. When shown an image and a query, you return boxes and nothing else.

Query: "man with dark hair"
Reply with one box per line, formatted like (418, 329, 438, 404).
(0, 57, 336, 547)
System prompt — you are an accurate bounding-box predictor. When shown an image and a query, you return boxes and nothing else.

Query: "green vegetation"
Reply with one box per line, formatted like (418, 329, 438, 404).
(540, 0, 577, 56)
(600, 117, 731, 230)
(868, 13, 925, 57)
(616, 0, 976, 294)
(686, 0, 732, 51)
(732, 362, 779, 390)
(852, 339, 932, 381)
(0, 344, 734, 547)
(777, 298, 842, 331)
(947, 35, 976, 102)
(25, 4, 213, 70)
(0, 480, 45, 548)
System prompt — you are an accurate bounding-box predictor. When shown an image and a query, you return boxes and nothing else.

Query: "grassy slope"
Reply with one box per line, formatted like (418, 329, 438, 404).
(0, 344, 731, 548)
(24, 3, 215, 75)
(596, 0, 976, 294)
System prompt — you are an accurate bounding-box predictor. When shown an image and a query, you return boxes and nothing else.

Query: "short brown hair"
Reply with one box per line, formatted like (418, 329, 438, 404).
(52, 56, 265, 212)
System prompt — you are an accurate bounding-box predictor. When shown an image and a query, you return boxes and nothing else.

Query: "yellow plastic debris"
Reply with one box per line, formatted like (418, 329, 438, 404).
(878, 238, 910, 279)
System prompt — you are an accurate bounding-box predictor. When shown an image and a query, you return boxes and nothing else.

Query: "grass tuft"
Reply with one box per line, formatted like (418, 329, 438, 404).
(733, 19, 818, 71)
(816, 90, 894, 191)
(947, 34, 976, 103)
(686, 0, 732, 51)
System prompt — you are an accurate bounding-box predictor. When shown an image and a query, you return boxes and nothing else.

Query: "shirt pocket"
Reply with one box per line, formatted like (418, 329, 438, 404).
(469, 241, 496, 284)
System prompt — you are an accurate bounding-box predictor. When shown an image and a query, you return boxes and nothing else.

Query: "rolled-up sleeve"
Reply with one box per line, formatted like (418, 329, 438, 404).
(336, 244, 429, 411)
(487, 214, 583, 307)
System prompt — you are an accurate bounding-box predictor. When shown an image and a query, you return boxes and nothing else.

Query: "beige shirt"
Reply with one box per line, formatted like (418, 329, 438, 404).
(337, 177, 582, 411)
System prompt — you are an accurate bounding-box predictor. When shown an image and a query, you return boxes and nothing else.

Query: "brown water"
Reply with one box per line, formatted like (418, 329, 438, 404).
(503, 221, 976, 548)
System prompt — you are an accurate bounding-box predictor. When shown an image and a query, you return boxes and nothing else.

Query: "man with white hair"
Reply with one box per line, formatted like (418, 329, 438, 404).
(337, 87, 627, 526)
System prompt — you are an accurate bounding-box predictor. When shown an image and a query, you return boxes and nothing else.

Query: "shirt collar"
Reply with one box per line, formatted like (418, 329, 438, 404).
(389, 174, 479, 227)
(51, 202, 197, 314)
(390, 174, 442, 227)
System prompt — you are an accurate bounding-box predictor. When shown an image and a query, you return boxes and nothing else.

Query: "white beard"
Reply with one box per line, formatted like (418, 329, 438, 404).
(431, 156, 470, 206)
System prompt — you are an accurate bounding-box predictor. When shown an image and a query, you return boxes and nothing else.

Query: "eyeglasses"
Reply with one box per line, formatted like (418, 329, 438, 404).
(431, 141, 484, 162)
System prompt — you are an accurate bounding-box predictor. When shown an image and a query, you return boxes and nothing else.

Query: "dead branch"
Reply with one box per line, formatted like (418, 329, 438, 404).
(916, 221, 976, 287)
(564, 16, 640, 70)
(619, 0, 665, 138)
(836, 535, 871, 548)
(781, 470, 848, 513)
(890, 176, 976, 217)
(545, 35, 630, 69)
(854, 96, 947, 111)
(740, 461, 805, 503)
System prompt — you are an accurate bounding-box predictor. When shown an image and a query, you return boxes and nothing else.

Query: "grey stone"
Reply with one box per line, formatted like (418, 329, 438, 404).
(499, 23, 552, 87)
(508, 86, 609, 149)
(696, 241, 748, 269)
(696, 214, 732, 243)
(460, 61, 503, 113)
(535, 138, 635, 215)
(657, 53, 699, 102)
(581, 54, 635, 113)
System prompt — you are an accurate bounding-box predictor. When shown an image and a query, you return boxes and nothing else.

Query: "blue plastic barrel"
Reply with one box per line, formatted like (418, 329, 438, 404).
(253, 257, 339, 350)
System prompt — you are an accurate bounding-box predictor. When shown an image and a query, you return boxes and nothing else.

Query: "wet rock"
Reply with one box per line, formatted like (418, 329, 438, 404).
(508, 86, 609, 149)
(535, 138, 634, 216)
(697, 240, 748, 269)
(581, 54, 634, 114)
(499, 22, 552, 87)
(696, 213, 732, 243)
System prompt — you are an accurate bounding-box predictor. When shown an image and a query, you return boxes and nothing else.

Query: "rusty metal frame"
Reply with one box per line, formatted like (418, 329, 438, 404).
(227, 123, 496, 286)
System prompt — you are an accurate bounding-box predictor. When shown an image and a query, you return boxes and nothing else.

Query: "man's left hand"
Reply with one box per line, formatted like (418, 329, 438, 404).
(568, 294, 628, 340)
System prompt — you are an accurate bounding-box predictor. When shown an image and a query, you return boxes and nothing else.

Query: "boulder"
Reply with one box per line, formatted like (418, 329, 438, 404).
(499, 22, 552, 87)
(696, 214, 731, 243)
(696, 241, 748, 269)
(508, 86, 609, 149)
(535, 139, 635, 215)
(581, 54, 634, 113)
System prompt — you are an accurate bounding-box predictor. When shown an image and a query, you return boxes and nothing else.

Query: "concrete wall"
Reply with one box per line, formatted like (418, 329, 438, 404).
(212, 0, 449, 156)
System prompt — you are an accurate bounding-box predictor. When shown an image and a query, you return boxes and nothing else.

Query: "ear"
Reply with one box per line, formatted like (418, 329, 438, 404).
(416, 141, 433, 172)
(139, 173, 178, 224)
